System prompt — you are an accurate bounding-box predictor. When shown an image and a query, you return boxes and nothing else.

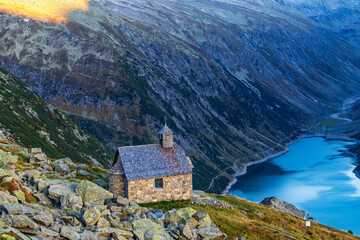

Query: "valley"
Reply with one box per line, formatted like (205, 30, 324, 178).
(1, 0, 360, 194)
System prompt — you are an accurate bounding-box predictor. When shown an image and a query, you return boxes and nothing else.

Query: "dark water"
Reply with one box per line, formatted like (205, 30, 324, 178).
(229, 137, 360, 234)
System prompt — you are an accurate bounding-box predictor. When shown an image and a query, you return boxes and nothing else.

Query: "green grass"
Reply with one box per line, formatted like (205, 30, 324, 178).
(0, 67, 111, 167)
(141, 194, 359, 240)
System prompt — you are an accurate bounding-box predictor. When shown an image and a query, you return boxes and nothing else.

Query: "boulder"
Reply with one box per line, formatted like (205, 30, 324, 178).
(0, 149, 18, 166)
(80, 230, 97, 240)
(30, 212, 54, 227)
(82, 207, 101, 226)
(10, 215, 38, 229)
(132, 218, 171, 240)
(194, 211, 213, 228)
(53, 160, 70, 175)
(12, 189, 26, 201)
(116, 196, 129, 206)
(95, 227, 134, 239)
(33, 193, 53, 207)
(40, 227, 59, 238)
(30, 148, 42, 154)
(23, 170, 42, 182)
(1, 203, 35, 215)
(75, 180, 113, 202)
(30, 153, 47, 163)
(164, 207, 197, 228)
(36, 179, 64, 191)
(97, 217, 111, 228)
(195, 227, 223, 239)
(60, 226, 81, 240)
(0, 190, 18, 204)
(122, 202, 140, 215)
(260, 197, 306, 219)
(60, 194, 83, 209)
(48, 182, 78, 200)
(0, 227, 31, 240)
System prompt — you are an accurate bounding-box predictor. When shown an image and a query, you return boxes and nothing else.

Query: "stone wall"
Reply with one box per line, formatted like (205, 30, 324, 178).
(127, 174, 192, 203)
(109, 174, 127, 198)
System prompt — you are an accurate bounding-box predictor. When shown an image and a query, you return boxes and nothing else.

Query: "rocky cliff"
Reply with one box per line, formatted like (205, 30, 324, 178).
(1, 0, 360, 192)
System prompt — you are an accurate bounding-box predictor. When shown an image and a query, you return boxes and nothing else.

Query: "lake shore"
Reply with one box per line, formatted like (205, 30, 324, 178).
(222, 133, 360, 195)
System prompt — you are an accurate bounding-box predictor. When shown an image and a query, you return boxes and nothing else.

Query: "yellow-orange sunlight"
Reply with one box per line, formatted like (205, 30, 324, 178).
(0, 0, 95, 23)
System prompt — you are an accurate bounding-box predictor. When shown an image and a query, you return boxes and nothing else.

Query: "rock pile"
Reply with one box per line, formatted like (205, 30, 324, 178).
(0, 143, 225, 239)
(260, 196, 306, 219)
(192, 191, 233, 210)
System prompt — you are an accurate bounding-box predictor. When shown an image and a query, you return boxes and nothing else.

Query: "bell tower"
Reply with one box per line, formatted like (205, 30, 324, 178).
(159, 120, 173, 149)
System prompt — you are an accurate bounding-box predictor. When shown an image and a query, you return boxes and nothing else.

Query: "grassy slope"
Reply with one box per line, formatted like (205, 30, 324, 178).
(0, 67, 112, 167)
(141, 195, 358, 240)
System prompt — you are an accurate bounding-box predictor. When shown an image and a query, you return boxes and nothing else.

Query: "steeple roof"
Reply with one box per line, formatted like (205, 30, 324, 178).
(159, 124, 173, 135)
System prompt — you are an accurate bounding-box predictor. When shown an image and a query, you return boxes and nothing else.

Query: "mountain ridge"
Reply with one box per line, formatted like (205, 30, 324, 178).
(1, 0, 360, 192)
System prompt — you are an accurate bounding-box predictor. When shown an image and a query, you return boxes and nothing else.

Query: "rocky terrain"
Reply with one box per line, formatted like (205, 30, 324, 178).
(0, 136, 358, 239)
(0, 138, 225, 240)
(2, 0, 360, 192)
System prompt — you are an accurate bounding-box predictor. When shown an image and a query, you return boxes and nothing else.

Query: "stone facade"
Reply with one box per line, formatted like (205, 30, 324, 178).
(160, 133, 173, 149)
(109, 173, 127, 198)
(127, 174, 192, 203)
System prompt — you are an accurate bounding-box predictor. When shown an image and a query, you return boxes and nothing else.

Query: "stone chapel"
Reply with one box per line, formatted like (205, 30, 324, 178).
(108, 124, 193, 203)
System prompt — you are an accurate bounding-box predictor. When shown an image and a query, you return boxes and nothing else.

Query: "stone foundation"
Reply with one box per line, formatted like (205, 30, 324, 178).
(127, 174, 192, 203)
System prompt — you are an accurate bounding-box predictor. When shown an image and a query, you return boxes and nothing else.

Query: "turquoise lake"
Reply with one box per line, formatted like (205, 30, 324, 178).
(229, 137, 360, 234)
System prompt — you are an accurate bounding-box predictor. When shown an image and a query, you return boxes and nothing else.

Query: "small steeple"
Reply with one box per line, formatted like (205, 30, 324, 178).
(159, 118, 173, 149)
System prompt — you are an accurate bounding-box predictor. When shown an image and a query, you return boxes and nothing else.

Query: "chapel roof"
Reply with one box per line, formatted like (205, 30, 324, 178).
(109, 143, 192, 180)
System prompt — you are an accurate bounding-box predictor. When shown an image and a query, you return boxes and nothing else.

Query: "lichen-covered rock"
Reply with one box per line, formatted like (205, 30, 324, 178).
(33, 193, 53, 207)
(80, 230, 97, 240)
(30, 153, 47, 163)
(75, 180, 113, 202)
(0, 190, 18, 204)
(96, 217, 111, 228)
(53, 160, 70, 175)
(122, 202, 140, 215)
(36, 179, 64, 191)
(30, 212, 54, 227)
(39, 227, 59, 238)
(82, 207, 101, 226)
(1, 203, 34, 215)
(116, 196, 129, 206)
(164, 207, 197, 228)
(195, 211, 213, 228)
(60, 194, 83, 209)
(0, 149, 18, 166)
(60, 226, 81, 240)
(95, 227, 134, 239)
(0, 227, 31, 240)
(23, 170, 42, 182)
(132, 218, 171, 240)
(10, 215, 39, 229)
(195, 227, 223, 239)
(48, 182, 78, 200)
(12, 189, 26, 201)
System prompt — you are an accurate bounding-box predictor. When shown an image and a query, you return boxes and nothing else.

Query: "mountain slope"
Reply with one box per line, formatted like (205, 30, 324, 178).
(0, 67, 111, 167)
(1, 0, 360, 192)
(272, 0, 360, 45)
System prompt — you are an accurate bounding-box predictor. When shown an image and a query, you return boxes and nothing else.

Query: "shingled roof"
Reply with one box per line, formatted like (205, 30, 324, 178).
(158, 125, 173, 135)
(109, 143, 192, 180)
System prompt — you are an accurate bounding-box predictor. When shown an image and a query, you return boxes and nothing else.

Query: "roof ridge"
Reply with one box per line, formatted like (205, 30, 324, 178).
(118, 144, 159, 149)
